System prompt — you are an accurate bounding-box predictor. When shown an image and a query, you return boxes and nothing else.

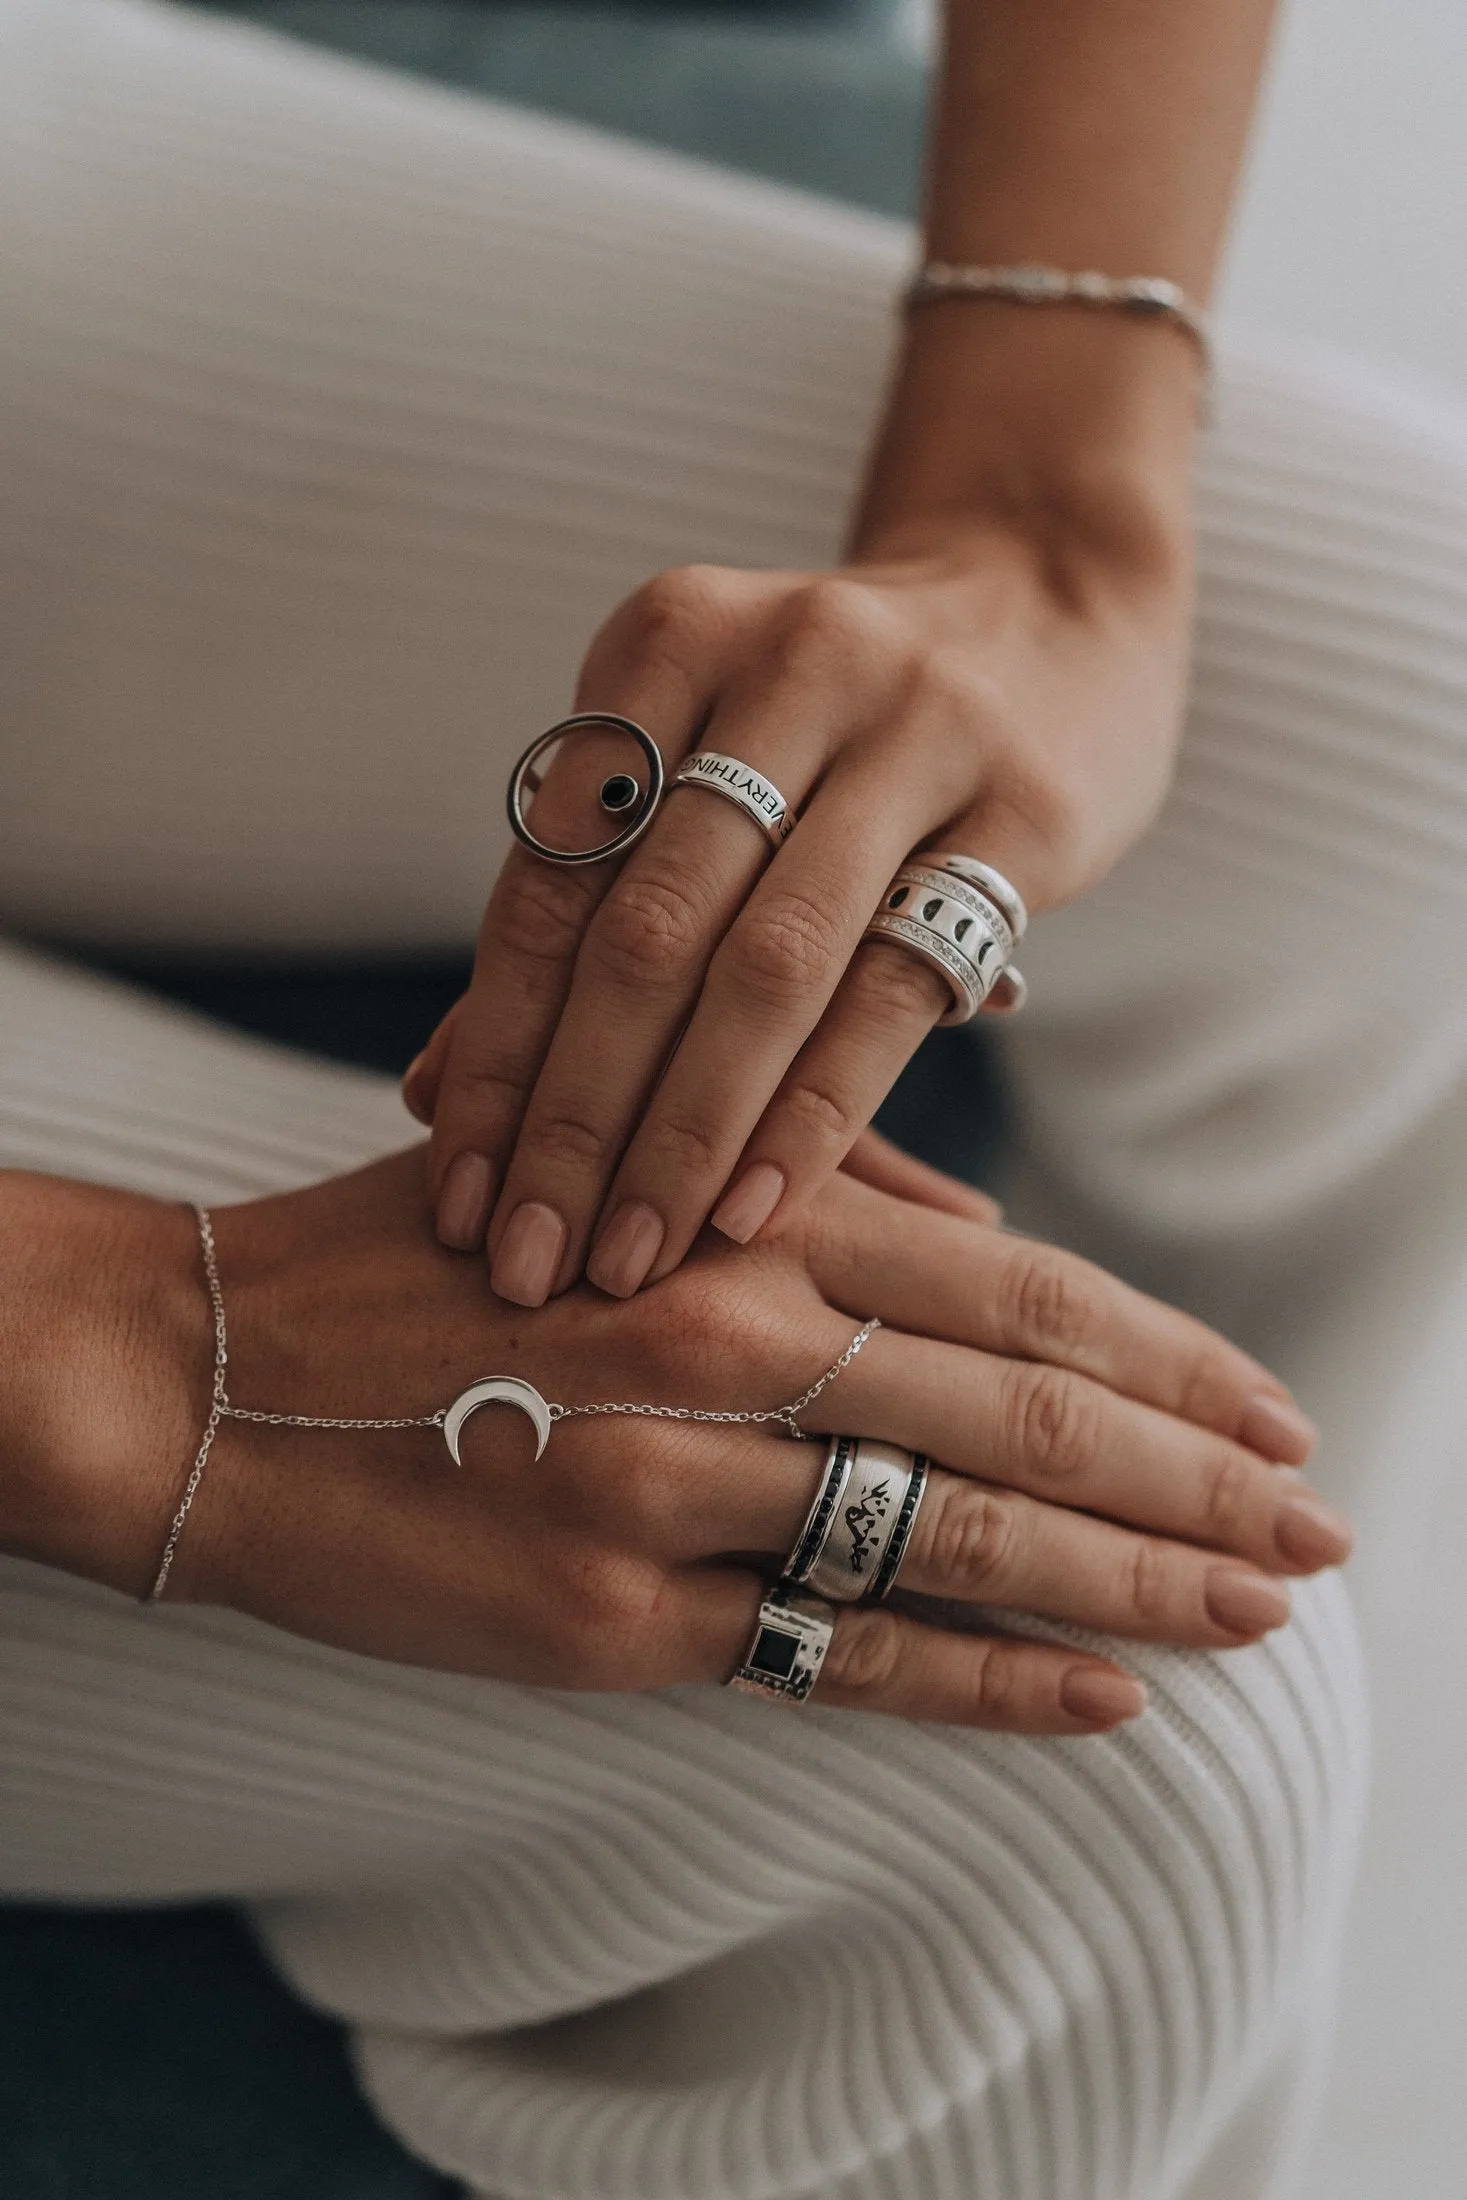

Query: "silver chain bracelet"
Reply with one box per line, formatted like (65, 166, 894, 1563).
(904, 261, 1214, 414)
(145, 1206, 879, 1604)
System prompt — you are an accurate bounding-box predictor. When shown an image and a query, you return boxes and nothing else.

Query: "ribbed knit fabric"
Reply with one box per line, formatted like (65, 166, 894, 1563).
(4, 3, 1467, 2195)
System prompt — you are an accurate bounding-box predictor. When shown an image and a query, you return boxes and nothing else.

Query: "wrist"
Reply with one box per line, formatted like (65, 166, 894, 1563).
(853, 302, 1200, 584)
(0, 1173, 203, 1596)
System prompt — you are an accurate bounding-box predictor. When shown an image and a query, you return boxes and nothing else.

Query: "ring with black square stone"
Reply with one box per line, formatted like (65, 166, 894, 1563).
(728, 1586, 835, 1703)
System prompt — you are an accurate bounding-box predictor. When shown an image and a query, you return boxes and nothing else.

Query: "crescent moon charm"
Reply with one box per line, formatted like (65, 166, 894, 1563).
(443, 1377, 553, 1465)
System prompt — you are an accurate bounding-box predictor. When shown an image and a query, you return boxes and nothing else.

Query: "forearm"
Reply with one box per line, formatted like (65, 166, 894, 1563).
(855, 0, 1279, 553)
(0, 1173, 198, 1596)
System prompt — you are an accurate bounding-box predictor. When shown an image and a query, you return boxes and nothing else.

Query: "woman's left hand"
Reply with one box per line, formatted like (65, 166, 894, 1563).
(412, 496, 1191, 1306)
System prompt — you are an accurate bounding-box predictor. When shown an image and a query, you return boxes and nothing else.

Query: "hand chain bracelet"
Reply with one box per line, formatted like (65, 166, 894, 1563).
(145, 1206, 880, 1604)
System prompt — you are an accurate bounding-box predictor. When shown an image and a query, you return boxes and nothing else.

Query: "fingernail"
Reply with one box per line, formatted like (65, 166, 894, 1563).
(587, 1202, 665, 1298)
(712, 1162, 786, 1245)
(1206, 1566, 1292, 1636)
(1239, 1392, 1318, 1465)
(491, 1202, 567, 1307)
(1060, 1667, 1148, 1726)
(435, 1150, 494, 1251)
(401, 1049, 431, 1124)
(1274, 1493, 1354, 1570)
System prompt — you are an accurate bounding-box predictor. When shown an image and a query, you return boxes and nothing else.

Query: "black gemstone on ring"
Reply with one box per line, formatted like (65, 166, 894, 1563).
(922, 897, 943, 921)
(887, 887, 909, 910)
(954, 916, 972, 942)
(749, 1626, 800, 1679)
(599, 773, 640, 814)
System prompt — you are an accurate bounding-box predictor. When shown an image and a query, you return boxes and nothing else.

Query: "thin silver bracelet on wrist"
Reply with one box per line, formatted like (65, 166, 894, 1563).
(904, 262, 1214, 414)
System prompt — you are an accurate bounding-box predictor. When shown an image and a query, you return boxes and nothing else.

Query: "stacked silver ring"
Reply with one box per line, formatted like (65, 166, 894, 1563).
(784, 1435, 929, 1604)
(862, 854, 1028, 1024)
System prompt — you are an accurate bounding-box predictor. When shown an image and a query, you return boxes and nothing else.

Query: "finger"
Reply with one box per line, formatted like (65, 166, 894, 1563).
(807, 1174, 1317, 1462)
(896, 1468, 1292, 1647)
(838, 1126, 1002, 1226)
(402, 1001, 461, 1126)
(586, 755, 927, 1292)
(428, 570, 751, 1251)
(828, 1328, 1353, 1574)
(485, 712, 834, 1306)
(707, 936, 955, 1244)
(672, 1565, 1147, 1731)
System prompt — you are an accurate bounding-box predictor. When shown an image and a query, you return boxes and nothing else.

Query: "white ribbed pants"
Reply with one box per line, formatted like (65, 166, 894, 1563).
(3, 5, 1467, 2196)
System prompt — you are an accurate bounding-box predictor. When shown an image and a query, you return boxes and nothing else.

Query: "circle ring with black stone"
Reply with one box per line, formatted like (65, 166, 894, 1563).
(506, 714, 666, 867)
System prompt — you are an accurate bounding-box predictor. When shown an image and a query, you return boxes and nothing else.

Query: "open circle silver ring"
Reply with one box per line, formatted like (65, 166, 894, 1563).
(863, 858, 1027, 1025)
(506, 714, 666, 866)
(728, 1585, 835, 1703)
(784, 1435, 929, 1603)
(671, 751, 795, 849)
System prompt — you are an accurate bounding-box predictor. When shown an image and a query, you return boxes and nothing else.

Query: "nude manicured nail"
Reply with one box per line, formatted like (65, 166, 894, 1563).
(436, 1151, 494, 1251)
(1060, 1667, 1148, 1727)
(1239, 1392, 1318, 1465)
(588, 1202, 665, 1298)
(1274, 1494, 1354, 1570)
(491, 1202, 566, 1307)
(712, 1162, 786, 1245)
(1206, 1567, 1291, 1636)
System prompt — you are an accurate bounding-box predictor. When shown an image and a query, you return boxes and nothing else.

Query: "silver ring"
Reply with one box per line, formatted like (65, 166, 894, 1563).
(863, 862, 1017, 1025)
(671, 751, 796, 848)
(923, 854, 1027, 941)
(507, 714, 665, 866)
(797, 1436, 929, 1603)
(868, 1453, 928, 1602)
(728, 1585, 835, 1702)
(784, 1435, 856, 1585)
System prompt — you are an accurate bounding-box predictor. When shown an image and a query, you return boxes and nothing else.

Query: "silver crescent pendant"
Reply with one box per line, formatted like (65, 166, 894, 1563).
(443, 1377, 553, 1464)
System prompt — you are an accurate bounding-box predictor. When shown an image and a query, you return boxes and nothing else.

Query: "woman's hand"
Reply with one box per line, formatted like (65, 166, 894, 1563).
(0, 1151, 1347, 1732)
(414, 496, 1193, 1307)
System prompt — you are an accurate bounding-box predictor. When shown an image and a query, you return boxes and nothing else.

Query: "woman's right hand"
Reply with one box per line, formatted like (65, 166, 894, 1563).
(0, 1150, 1349, 1734)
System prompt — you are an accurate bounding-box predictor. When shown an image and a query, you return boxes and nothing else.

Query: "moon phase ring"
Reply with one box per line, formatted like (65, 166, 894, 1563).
(507, 714, 665, 866)
(864, 856, 1028, 1024)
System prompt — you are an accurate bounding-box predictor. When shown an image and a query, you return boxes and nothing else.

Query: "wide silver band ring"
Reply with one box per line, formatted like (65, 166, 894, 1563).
(863, 860, 1026, 1025)
(728, 1585, 835, 1702)
(671, 751, 796, 848)
(787, 1435, 929, 1603)
(507, 715, 665, 866)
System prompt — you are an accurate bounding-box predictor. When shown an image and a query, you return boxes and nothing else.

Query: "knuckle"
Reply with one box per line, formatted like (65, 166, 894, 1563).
(1199, 1448, 1259, 1546)
(776, 1074, 863, 1151)
(847, 938, 951, 1029)
(640, 1112, 723, 1179)
(925, 1482, 1021, 1596)
(1003, 1246, 1103, 1357)
(784, 575, 891, 659)
(1004, 1363, 1102, 1489)
(1173, 1341, 1240, 1429)
(550, 1550, 671, 1687)
(521, 1109, 611, 1174)
(968, 1639, 1027, 1725)
(622, 565, 729, 664)
(591, 873, 708, 993)
(492, 862, 592, 967)
(729, 889, 848, 1011)
(820, 1607, 905, 1697)
(1124, 1536, 1177, 1626)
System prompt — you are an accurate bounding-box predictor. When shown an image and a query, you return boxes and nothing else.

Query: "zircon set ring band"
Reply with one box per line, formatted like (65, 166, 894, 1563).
(785, 1435, 929, 1604)
(863, 854, 1028, 1024)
